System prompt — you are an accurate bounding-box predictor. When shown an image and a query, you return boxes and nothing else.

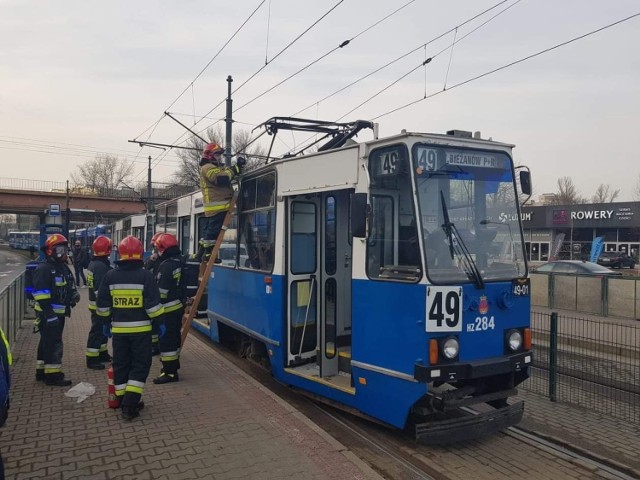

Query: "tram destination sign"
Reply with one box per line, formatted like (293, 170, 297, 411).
(445, 152, 499, 168)
(414, 146, 507, 173)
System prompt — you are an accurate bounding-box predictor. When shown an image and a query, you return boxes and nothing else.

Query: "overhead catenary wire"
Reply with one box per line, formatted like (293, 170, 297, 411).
(234, 0, 417, 114)
(129, 1, 267, 182)
(132, 0, 266, 142)
(290, 0, 512, 118)
(292, 0, 520, 153)
(370, 11, 640, 121)
(0, 137, 183, 165)
(229, 0, 419, 159)
(142, 0, 349, 177)
(189, 0, 347, 140)
(335, 0, 521, 122)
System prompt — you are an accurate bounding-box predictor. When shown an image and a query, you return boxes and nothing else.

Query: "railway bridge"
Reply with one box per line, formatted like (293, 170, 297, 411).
(0, 177, 191, 223)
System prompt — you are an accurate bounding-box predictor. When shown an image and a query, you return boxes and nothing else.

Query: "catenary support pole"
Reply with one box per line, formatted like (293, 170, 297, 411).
(225, 75, 233, 167)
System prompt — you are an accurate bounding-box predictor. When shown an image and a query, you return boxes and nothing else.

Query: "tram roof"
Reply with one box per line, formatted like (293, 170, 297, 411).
(370, 130, 515, 149)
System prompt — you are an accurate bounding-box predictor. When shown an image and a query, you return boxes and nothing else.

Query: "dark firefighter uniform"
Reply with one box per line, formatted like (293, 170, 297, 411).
(144, 253, 162, 355)
(32, 238, 79, 386)
(154, 243, 184, 383)
(86, 255, 112, 368)
(96, 239, 164, 420)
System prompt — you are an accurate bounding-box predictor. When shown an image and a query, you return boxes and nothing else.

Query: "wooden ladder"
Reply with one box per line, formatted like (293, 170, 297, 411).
(180, 192, 238, 347)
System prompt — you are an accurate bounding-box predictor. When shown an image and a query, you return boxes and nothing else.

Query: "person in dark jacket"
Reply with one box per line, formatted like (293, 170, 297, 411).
(72, 240, 88, 287)
(97, 236, 164, 421)
(144, 232, 163, 356)
(85, 236, 113, 370)
(152, 233, 184, 384)
(32, 234, 80, 386)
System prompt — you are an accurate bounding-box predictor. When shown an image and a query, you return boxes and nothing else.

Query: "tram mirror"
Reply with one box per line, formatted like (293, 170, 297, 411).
(519, 170, 532, 196)
(351, 193, 368, 238)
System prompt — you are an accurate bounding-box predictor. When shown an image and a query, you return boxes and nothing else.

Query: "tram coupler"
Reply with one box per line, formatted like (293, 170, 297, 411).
(412, 387, 518, 415)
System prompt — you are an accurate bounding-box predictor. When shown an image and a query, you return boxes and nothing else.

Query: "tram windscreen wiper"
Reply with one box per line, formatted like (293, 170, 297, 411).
(439, 192, 484, 289)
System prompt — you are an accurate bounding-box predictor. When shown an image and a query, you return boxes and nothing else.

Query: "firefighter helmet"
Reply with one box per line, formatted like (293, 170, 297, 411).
(202, 143, 224, 162)
(44, 234, 68, 259)
(155, 233, 178, 255)
(92, 235, 112, 257)
(118, 236, 143, 261)
(151, 232, 163, 247)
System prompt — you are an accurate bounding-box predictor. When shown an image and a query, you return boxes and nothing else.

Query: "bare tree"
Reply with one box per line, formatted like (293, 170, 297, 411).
(591, 184, 620, 203)
(70, 154, 135, 191)
(633, 174, 640, 201)
(174, 127, 266, 188)
(551, 176, 585, 205)
(0, 214, 16, 238)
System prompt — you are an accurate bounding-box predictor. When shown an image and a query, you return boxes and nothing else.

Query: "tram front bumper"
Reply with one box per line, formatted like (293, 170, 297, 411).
(413, 351, 532, 383)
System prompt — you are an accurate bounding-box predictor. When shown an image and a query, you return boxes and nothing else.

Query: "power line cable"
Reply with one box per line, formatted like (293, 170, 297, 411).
(230, 1, 419, 159)
(336, 0, 521, 123)
(129, 1, 267, 182)
(292, 0, 519, 153)
(142, 1, 348, 178)
(190, 0, 346, 138)
(132, 0, 266, 141)
(0, 137, 183, 164)
(290, 0, 511, 118)
(234, 0, 416, 113)
(370, 11, 640, 121)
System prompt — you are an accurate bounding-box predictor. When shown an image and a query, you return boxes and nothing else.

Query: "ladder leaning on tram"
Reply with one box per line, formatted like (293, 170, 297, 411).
(180, 192, 238, 347)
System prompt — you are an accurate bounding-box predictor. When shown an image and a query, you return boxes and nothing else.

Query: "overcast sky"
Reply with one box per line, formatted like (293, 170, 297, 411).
(1, 0, 639, 200)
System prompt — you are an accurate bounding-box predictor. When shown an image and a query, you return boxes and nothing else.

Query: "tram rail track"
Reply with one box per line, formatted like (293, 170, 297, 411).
(195, 329, 638, 479)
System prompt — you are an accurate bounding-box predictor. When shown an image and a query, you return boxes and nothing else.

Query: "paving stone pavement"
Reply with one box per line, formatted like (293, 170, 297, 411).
(514, 388, 640, 476)
(0, 291, 382, 480)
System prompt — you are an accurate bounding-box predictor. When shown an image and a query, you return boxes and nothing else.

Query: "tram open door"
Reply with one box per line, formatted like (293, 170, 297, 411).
(286, 190, 353, 379)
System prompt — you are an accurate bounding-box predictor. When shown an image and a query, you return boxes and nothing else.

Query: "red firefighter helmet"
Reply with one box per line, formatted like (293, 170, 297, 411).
(92, 235, 113, 257)
(202, 143, 224, 161)
(155, 233, 178, 255)
(151, 232, 163, 247)
(118, 236, 143, 261)
(44, 233, 68, 258)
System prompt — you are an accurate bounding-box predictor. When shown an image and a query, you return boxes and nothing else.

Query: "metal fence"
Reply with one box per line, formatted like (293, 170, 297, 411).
(531, 272, 640, 319)
(0, 273, 26, 344)
(524, 310, 640, 424)
(0, 177, 195, 201)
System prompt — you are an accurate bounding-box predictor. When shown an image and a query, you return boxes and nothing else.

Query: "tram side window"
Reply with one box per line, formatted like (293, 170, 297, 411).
(239, 172, 276, 272)
(366, 144, 420, 281)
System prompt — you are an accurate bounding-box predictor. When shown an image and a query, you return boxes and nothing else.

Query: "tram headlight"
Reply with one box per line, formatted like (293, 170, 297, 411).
(507, 329, 523, 352)
(441, 337, 459, 360)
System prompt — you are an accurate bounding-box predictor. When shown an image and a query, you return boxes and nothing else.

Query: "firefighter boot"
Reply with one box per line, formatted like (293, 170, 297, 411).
(121, 401, 144, 421)
(99, 351, 112, 363)
(121, 405, 140, 421)
(153, 372, 179, 384)
(36, 369, 45, 382)
(45, 375, 72, 387)
(87, 360, 105, 370)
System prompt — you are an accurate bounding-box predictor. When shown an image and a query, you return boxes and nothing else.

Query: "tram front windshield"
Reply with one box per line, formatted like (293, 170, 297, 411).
(413, 144, 527, 285)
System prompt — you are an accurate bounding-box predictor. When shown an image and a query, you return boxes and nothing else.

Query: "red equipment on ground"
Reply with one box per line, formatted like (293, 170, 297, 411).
(107, 366, 119, 409)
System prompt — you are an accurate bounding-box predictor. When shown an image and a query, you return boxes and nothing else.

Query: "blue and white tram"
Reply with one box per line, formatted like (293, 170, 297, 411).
(120, 121, 533, 441)
(199, 123, 533, 442)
